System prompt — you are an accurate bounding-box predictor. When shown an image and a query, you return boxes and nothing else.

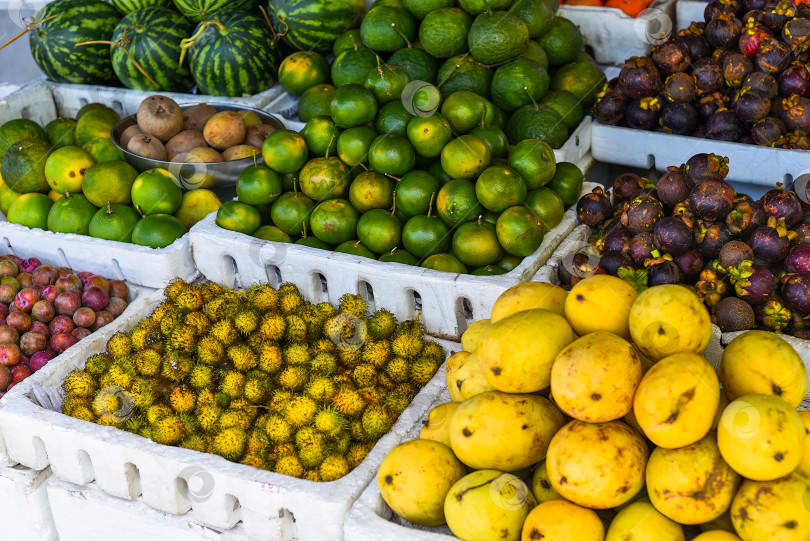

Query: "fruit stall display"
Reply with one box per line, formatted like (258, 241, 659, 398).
(355, 277, 809, 541)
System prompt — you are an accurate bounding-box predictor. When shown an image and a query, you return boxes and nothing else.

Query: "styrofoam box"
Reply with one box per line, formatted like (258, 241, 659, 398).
(559, 0, 677, 65)
(0, 464, 57, 541)
(591, 122, 810, 186)
(0, 284, 459, 541)
(676, 0, 707, 30)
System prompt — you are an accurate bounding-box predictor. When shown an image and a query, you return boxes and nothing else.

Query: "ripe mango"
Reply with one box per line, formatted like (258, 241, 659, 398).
(628, 284, 712, 361)
(445, 351, 469, 390)
(460, 319, 491, 352)
(717, 393, 805, 481)
(450, 391, 564, 471)
(546, 420, 648, 509)
(448, 351, 495, 402)
(646, 433, 741, 524)
(693, 531, 742, 541)
(530, 460, 562, 504)
(633, 353, 720, 449)
(730, 473, 810, 541)
(490, 282, 567, 322)
(564, 274, 638, 339)
(551, 330, 643, 422)
(520, 499, 605, 541)
(478, 309, 575, 393)
(606, 500, 685, 541)
(720, 330, 808, 408)
(797, 409, 810, 478)
(420, 402, 460, 448)
(444, 470, 535, 541)
(377, 439, 466, 526)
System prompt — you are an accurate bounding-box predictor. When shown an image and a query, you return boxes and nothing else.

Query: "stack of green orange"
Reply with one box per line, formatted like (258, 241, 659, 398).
(0, 104, 221, 249)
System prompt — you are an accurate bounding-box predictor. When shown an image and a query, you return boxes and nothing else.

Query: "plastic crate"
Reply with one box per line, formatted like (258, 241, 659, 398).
(0, 464, 57, 541)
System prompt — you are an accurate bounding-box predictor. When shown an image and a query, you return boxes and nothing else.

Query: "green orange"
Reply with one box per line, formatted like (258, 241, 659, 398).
(216, 201, 261, 236)
(174, 189, 222, 230)
(299, 156, 351, 201)
(349, 171, 395, 213)
(262, 130, 309, 174)
(396, 170, 439, 216)
(525, 187, 565, 231)
(83, 138, 124, 163)
(440, 134, 491, 180)
(469, 127, 510, 158)
(440, 90, 486, 133)
(130, 168, 182, 215)
(337, 126, 377, 166)
(498, 253, 524, 271)
(271, 192, 316, 236)
(546, 161, 583, 207)
(236, 165, 283, 206)
(421, 253, 467, 273)
(407, 113, 453, 159)
(364, 63, 411, 104)
(330, 84, 378, 129)
(379, 247, 419, 265)
(475, 165, 528, 212)
(375, 100, 413, 137)
(300, 116, 341, 158)
(368, 135, 415, 177)
(89, 203, 142, 242)
(357, 208, 402, 254)
(278, 51, 330, 96)
(7, 193, 52, 230)
(46, 192, 98, 235)
(436, 178, 482, 228)
(508, 139, 556, 189)
(310, 199, 359, 244)
(131, 214, 187, 249)
(44, 146, 95, 194)
(496, 205, 544, 256)
(451, 219, 504, 267)
(296, 235, 330, 250)
(253, 225, 292, 243)
(402, 212, 450, 258)
(335, 240, 376, 258)
(471, 265, 507, 275)
(298, 85, 336, 122)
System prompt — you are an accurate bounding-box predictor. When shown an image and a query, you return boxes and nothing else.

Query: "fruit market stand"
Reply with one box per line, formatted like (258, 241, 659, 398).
(0, 0, 808, 540)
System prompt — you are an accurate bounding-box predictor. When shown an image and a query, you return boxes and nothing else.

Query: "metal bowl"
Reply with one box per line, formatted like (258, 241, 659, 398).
(111, 103, 285, 189)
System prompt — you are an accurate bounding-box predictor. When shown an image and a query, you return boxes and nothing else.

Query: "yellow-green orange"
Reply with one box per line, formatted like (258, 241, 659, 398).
(216, 201, 261, 236)
(131, 214, 186, 249)
(130, 168, 182, 216)
(44, 146, 94, 194)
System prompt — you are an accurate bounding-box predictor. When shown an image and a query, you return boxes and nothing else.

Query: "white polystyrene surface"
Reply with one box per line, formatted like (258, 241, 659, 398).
(0, 465, 57, 541)
(676, 0, 707, 30)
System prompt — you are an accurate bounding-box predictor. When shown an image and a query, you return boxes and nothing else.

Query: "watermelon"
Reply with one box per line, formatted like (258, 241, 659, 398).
(111, 0, 172, 14)
(266, 0, 365, 53)
(29, 0, 121, 85)
(172, 0, 255, 22)
(110, 7, 194, 91)
(184, 10, 280, 96)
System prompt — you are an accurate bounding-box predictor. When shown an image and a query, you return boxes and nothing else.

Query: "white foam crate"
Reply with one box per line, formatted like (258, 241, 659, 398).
(0, 464, 57, 541)
(559, 0, 677, 65)
(591, 122, 810, 186)
(0, 284, 459, 541)
(676, 0, 707, 30)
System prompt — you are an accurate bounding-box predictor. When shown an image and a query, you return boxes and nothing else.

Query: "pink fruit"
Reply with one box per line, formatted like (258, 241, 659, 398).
(86, 275, 110, 293)
(31, 265, 57, 286)
(50, 332, 77, 354)
(0, 327, 19, 344)
(76, 271, 93, 284)
(0, 260, 19, 278)
(19, 331, 46, 356)
(28, 351, 53, 372)
(16, 273, 32, 288)
(40, 285, 59, 303)
(0, 285, 15, 305)
(0, 365, 10, 390)
(55, 274, 82, 292)
(10, 364, 31, 383)
(0, 343, 20, 366)
(49, 315, 74, 335)
(19, 258, 41, 273)
(72, 327, 91, 341)
(6, 312, 31, 332)
(92, 311, 114, 330)
(109, 280, 129, 300)
(8, 304, 18, 313)
(0, 304, 8, 320)
(73, 307, 96, 328)
(14, 288, 39, 312)
(54, 290, 81, 316)
(19, 354, 29, 366)
(31, 284, 44, 296)
(106, 297, 127, 317)
(30, 321, 49, 337)
(81, 285, 109, 311)
(31, 300, 55, 322)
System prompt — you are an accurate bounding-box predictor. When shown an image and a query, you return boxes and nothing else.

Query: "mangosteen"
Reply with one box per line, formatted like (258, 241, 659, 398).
(722, 51, 755, 87)
(705, 14, 744, 49)
(745, 0, 768, 11)
(660, 102, 699, 134)
(738, 19, 774, 56)
(719, 241, 755, 270)
(604, 226, 632, 253)
(685, 153, 730, 185)
(781, 94, 810, 131)
(785, 244, 810, 272)
(676, 247, 705, 280)
(706, 110, 745, 140)
(756, 38, 793, 72)
(624, 97, 662, 130)
(705, 0, 739, 21)
(762, 0, 798, 30)
(715, 296, 757, 330)
(599, 250, 632, 275)
(744, 71, 779, 98)
(593, 91, 627, 125)
(752, 296, 791, 331)
(652, 38, 692, 75)
(749, 219, 793, 261)
(695, 92, 729, 119)
(782, 272, 810, 314)
(751, 116, 787, 145)
(696, 221, 733, 257)
(793, 222, 810, 244)
(678, 28, 712, 59)
(783, 17, 810, 53)
(692, 57, 725, 94)
(577, 187, 613, 226)
(690, 178, 735, 221)
(777, 130, 810, 149)
(761, 187, 802, 225)
(618, 57, 662, 99)
(726, 195, 766, 237)
(621, 195, 664, 234)
(778, 63, 810, 97)
(629, 232, 656, 265)
(663, 72, 698, 103)
(656, 166, 692, 206)
(648, 261, 684, 286)
(735, 89, 771, 122)
(653, 216, 693, 256)
(732, 263, 776, 303)
(696, 268, 729, 306)
(611, 173, 647, 205)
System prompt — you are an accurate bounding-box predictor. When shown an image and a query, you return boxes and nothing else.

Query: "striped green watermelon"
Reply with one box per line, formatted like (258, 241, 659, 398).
(110, 7, 194, 91)
(29, 0, 121, 85)
(266, 0, 364, 53)
(172, 0, 255, 22)
(184, 10, 280, 96)
(111, 0, 172, 15)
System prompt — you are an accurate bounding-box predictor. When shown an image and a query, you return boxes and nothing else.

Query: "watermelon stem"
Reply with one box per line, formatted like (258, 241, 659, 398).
(179, 20, 228, 68)
(76, 39, 159, 88)
(0, 13, 59, 52)
(259, 5, 289, 43)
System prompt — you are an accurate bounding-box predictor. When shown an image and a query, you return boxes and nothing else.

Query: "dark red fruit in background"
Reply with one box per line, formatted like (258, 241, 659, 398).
(594, 92, 626, 125)
(54, 290, 81, 316)
(762, 0, 797, 30)
(81, 286, 109, 312)
(19, 331, 46, 356)
(786, 244, 810, 273)
(76, 271, 93, 284)
(625, 98, 662, 130)
(676, 248, 705, 280)
(49, 315, 74, 335)
(663, 72, 698, 103)
(735, 90, 771, 122)
(109, 280, 129, 301)
(30, 321, 48, 337)
(19, 258, 40, 273)
(106, 297, 127, 318)
(760, 188, 802, 226)
(778, 63, 810, 97)
(751, 116, 786, 145)
(6, 311, 31, 333)
(706, 14, 744, 49)
(745, 71, 779, 98)
(10, 364, 31, 383)
(692, 58, 725, 94)
(72, 307, 96, 329)
(0, 343, 20, 366)
(72, 327, 92, 341)
(782, 272, 810, 314)
(656, 167, 692, 206)
(28, 351, 53, 372)
(50, 332, 77, 354)
(661, 102, 699, 134)
(695, 92, 728, 119)
(706, 110, 744, 141)
(92, 311, 114, 331)
(31, 300, 55, 323)
(618, 57, 662, 99)
(31, 265, 57, 286)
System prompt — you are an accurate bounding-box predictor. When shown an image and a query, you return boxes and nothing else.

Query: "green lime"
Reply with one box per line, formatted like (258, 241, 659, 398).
(74, 108, 119, 147)
(253, 225, 292, 243)
(459, 0, 511, 14)
(45, 118, 77, 150)
(331, 84, 378, 129)
(300, 116, 341, 158)
(296, 234, 330, 250)
(402, 212, 450, 258)
(333, 29, 363, 57)
(76, 103, 110, 121)
(468, 11, 529, 65)
(510, 0, 554, 38)
(237, 165, 282, 206)
(364, 64, 411, 104)
(216, 201, 261, 235)
(440, 90, 487, 133)
(407, 113, 453, 159)
(525, 187, 565, 231)
(46, 191, 98, 235)
(130, 168, 182, 215)
(278, 51, 330, 96)
(419, 8, 472, 59)
(357, 208, 402, 254)
(271, 192, 316, 236)
(396, 170, 439, 216)
(469, 127, 510, 158)
(428, 162, 452, 184)
(299, 85, 336, 122)
(551, 60, 607, 107)
(131, 214, 187, 249)
(379, 247, 418, 265)
(331, 48, 378, 88)
(335, 240, 376, 258)
(375, 100, 413, 137)
(83, 138, 125, 163)
(280, 172, 298, 193)
(349, 171, 395, 213)
(360, 5, 416, 52)
(310, 199, 360, 244)
(262, 130, 309, 174)
(421, 253, 467, 273)
(491, 58, 550, 113)
(452, 219, 504, 266)
(0, 119, 47, 157)
(89, 203, 141, 242)
(505, 104, 568, 147)
(1, 138, 51, 194)
(0, 188, 20, 215)
(299, 156, 351, 201)
(436, 178, 482, 228)
(496, 205, 544, 256)
(498, 253, 524, 271)
(476, 165, 527, 212)
(521, 40, 549, 71)
(573, 51, 598, 65)
(387, 47, 438, 84)
(538, 16, 584, 66)
(437, 55, 492, 98)
(546, 161, 584, 207)
(540, 90, 584, 132)
(440, 134, 491, 180)
(44, 146, 95, 194)
(7, 193, 52, 230)
(369, 135, 415, 177)
(403, 0, 454, 18)
(471, 265, 507, 275)
(509, 139, 556, 189)
(337, 126, 377, 166)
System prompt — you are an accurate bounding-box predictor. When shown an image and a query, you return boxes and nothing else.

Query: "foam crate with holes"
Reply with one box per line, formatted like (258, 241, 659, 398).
(557, 0, 677, 65)
(0, 284, 458, 541)
(0, 464, 58, 541)
(676, 0, 707, 30)
(188, 179, 600, 340)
